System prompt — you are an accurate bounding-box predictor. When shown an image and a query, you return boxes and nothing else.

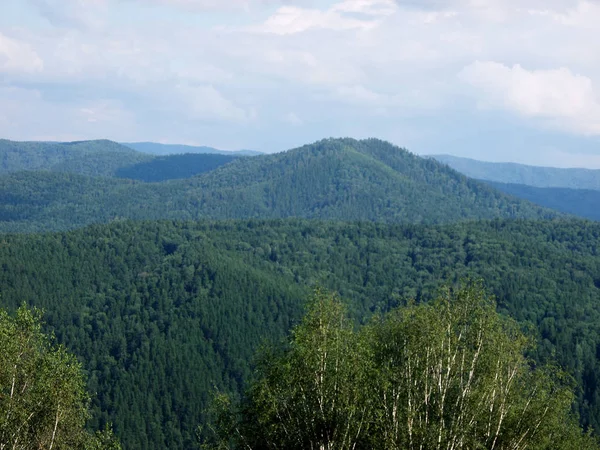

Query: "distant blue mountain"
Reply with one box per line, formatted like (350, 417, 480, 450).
(122, 142, 262, 157)
(481, 180, 600, 221)
(431, 154, 600, 191)
(429, 154, 600, 221)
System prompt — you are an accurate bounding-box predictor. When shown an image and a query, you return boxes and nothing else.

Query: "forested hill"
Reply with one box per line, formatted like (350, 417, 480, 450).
(122, 142, 262, 156)
(114, 153, 238, 182)
(432, 154, 600, 190)
(0, 139, 152, 176)
(2, 218, 600, 448)
(0, 138, 559, 232)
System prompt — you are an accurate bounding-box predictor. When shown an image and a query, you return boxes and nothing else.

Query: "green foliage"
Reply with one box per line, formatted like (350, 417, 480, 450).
(3, 218, 600, 447)
(211, 285, 598, 449)
(237, 288, 372, 449)
(0, 139, 151, 177)
(122, 142, 261, 157)
(0, 138, 558, 232)
(367, 283, 586, 449)
(0, 305, 120, 449)
(115, 153, 237, 182)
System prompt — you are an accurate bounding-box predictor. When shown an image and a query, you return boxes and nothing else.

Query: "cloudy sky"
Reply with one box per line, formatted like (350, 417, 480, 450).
(1, 0, 600, 167)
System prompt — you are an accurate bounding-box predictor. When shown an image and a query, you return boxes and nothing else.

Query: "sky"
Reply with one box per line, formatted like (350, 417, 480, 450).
(1, 0, 600, 167)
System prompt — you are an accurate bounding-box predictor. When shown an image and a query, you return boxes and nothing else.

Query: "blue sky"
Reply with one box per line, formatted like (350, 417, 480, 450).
(1, 0, 600, 167)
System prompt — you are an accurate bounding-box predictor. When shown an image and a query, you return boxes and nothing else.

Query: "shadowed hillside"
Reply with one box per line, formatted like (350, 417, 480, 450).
(122, 142, 262, 156)
(115, 153, 237, 182)
(0, 138, 559, 232)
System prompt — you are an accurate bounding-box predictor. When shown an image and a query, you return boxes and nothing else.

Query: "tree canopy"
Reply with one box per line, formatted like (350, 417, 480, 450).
(3, 218, 600, 446)
(207, 285, 598, 450)
(0, 305, 120, 450)
(0, 138, 558, 233)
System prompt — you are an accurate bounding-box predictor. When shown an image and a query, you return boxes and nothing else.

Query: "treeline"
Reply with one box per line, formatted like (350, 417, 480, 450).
(1, 218, 600, 447)
(0, 139, 151, 177)
(0, 139, 238, 183)
(0, 139, 558, 233)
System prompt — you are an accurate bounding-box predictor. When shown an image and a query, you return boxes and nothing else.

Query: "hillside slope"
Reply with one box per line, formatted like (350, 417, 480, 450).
(432, 154, 600, 190)
(0, 138, 559, 232)
(2, 219, 600, 447)
(115, 153, 238, 182)
(122, 142, 262, 156)
(0, 139, 152, 177)
(484, 180, 600, 221)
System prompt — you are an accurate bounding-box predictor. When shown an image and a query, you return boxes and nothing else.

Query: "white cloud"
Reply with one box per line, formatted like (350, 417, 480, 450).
(131, 0, 279, 12)
(460, 61, 600, 135)
(28, 0, 108, 28)
(4, 0, 600, 161)
(175, 84, 252, 122)
(0, 86, 138, 141)
(0, 33, 44, 73)
(284, 112, 303, 125)
(79, 100, 133, 124)
(256, 0, 396, 34)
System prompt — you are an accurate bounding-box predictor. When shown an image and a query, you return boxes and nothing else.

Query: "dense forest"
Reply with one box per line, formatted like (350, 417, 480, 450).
(2, 218, 600, 448)
(3, 137, 600, 449)
(0, 139, 152, 177)
(0, 139, 239, 182)
(122, 142, 261, 157)
(0, 138, 559, 233)
(114, 154, 238, 182)
(0, 306, 121, 449)
(207, 286, 597, 449)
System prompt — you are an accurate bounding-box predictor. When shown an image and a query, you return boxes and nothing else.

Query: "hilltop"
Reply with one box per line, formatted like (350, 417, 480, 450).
(122, 142, 262, 156)
(0, 138, 559, 232)
(0, 139, 151, 177)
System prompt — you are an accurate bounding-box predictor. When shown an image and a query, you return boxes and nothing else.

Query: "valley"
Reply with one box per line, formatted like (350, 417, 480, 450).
(1, 138, 599, 448)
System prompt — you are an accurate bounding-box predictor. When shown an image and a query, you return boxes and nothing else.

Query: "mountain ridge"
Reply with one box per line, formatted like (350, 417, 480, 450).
(0, 138, 151, 176)
(0, 138, 561, 232)
(431, 154, 600, 190)
(122, 141, 262, 156)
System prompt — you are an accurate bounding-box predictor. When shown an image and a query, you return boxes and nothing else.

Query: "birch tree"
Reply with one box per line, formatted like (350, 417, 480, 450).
(0, 306, 120, 450)
(205, 284, 597, 450)
(214, 288, 374, 450)
(367, 282, 595, 450)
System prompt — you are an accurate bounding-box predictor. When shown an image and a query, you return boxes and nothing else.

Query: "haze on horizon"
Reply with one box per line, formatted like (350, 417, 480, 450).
(1, 0, 600, 168)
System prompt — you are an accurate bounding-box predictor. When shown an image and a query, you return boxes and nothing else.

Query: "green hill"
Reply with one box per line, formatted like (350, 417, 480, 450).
(2, 219, 600, 448)
(122, 142, 262, 156)
(0, 139, 152, 177)
(0, 138, 559, 232)
(115, 153, 238, 182)
(432, 154, 600, 190)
